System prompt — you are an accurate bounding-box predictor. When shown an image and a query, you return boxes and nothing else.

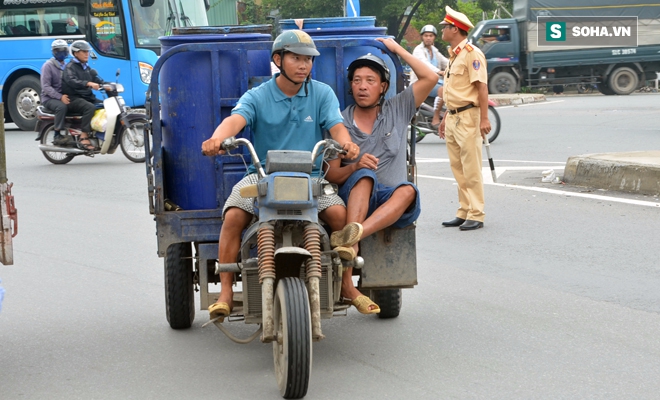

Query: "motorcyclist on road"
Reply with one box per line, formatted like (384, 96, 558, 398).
(40, 39, 70, 145)
(61, 40, 104, 151)
(411, 25, 448, 128)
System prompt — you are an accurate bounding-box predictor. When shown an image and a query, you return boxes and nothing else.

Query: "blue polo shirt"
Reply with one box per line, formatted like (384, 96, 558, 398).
(232, 74, 344, 175)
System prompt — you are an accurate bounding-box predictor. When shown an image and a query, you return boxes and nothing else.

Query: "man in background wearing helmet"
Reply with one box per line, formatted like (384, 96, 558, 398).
(61, 40, 104, 151)
(438, 6, 491, 231)
(201, 30, 360, 321)
(323, 37, 437, 314)
(411, 24, 448, 126)
(40, 39, 70, 145)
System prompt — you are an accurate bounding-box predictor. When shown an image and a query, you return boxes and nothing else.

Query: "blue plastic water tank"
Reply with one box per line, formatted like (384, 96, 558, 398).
(159, 31, 272, 210)
(279, 17, 398, 109)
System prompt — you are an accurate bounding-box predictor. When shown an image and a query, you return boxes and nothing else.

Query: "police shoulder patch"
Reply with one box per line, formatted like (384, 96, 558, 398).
(472, 60, 481, 71)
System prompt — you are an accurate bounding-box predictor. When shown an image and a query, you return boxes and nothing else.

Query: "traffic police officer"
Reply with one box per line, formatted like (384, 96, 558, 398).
(438, 6, 491, 231)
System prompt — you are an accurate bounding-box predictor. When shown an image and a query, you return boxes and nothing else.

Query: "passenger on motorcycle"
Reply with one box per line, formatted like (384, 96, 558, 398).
(323, 38, 437, 313)
(40, 39, 70, 145)
(61, 40, 104, 151)
(201, 30, 360, 321)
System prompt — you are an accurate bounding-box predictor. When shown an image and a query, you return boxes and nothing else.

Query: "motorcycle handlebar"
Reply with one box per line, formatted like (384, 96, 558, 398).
(204, 138, 343, 179)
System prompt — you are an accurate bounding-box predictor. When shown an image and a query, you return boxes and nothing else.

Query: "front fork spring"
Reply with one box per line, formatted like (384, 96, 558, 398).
(303, 224, 322, 281)
(257, 223, 276, 283)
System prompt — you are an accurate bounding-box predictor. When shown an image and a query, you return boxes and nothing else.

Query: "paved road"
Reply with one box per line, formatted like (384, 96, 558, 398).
(1, 94, 659, 399)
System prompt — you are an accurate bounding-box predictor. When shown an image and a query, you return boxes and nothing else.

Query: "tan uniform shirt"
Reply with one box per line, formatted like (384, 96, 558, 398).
(444, 38, 488, 109)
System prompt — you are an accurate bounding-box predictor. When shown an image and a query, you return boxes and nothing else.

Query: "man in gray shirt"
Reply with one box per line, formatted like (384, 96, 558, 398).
(324, 37, 436, 313)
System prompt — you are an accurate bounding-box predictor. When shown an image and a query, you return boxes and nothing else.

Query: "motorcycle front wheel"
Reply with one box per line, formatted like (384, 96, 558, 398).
(120, 118, 147, 163)
(273, 277, 312, 399)
(486, 106, 501, 143)
(40, 124, 75, 165)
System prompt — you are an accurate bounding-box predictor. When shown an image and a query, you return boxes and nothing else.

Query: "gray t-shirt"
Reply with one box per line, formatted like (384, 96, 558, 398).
(341, 86, 416, 187)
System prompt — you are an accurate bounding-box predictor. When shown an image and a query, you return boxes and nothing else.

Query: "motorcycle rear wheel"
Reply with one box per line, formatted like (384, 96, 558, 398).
(165, 242, 195, 329)
(413, 125, 426, 143)
(40, 125, 75, 164)
(120, 118, 147, 163)
(273, 277, 312, 399)
(373, 289, 402, 319)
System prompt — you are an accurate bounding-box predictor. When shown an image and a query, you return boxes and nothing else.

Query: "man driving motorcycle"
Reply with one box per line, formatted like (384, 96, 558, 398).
(40, 39, 70, 145)
(201, 30, 360, 321)
(61, 40, 104, 151)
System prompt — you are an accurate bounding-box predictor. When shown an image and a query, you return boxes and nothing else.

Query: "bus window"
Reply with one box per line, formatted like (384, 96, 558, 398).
(0, 6, 81, 37)
(90, 0, 126, 58)
(130, 0, 209, 48)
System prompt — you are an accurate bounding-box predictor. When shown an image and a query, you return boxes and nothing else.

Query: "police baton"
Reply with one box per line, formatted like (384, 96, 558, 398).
(483, 134, 497, 183)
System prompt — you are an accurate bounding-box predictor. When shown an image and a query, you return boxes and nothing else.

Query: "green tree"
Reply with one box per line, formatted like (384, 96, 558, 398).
(259, 0, 344, 19)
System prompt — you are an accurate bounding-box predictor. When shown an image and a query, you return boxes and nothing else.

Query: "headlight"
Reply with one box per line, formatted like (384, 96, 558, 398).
(139, 62, 153, 84)
(273, 177, 309, 201)
(115, 83, 124, 93)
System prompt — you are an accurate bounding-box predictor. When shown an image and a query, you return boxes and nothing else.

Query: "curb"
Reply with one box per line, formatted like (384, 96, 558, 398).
(563, 151, 660, 196)
(489, 93, 546, 106)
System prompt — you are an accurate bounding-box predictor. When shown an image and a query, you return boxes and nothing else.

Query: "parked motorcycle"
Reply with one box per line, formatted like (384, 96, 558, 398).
(411, 97, 501, 143)
(35, 73, 147, 164)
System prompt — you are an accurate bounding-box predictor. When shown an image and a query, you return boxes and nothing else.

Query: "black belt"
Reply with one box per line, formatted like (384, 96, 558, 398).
(448, 104, 475, 114)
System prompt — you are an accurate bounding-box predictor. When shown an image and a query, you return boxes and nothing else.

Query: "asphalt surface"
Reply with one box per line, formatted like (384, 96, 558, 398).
(1, 93, 660, 399)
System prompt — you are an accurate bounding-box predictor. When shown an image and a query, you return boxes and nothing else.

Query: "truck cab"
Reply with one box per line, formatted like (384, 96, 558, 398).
(469, 19, 521, 94)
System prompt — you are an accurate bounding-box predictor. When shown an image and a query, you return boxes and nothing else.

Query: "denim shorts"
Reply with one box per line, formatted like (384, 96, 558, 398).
(338, 168, 420, 229)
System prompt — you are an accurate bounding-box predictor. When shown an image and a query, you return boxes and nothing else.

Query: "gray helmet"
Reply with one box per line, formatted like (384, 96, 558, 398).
(51, 39, 68, 50)
(70, 40, 92, 54)
(51, 39, 68, 57)
(347, 54, 390, 86)
(271, 30, 320, 58)
(420, 24, 438, 36)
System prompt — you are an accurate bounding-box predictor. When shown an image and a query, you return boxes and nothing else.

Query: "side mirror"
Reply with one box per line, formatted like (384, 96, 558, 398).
(139, 0, 155, 6)
(204, 0, 210, 11)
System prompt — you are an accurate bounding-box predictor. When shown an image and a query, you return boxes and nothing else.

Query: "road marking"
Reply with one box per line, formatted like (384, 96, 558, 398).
(417, 158, 566, 164)
(418, 174, 660, 208)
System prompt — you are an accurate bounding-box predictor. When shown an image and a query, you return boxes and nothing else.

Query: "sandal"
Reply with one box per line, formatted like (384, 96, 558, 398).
(334, 246, 356, 261)
(331, 222, 363, 248)
(208, 301, 232, 322)
(78, 136, 95, 151)
(342, 295, 380, 314)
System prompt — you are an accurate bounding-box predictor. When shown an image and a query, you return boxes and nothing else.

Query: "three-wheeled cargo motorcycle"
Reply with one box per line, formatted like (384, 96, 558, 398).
(145, 36, 418, 399)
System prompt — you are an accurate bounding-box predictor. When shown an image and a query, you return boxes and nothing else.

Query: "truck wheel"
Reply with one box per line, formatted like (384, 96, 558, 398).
(165, 242, 195, 329)
(7, 75, 41, 131)
(273, 277, 311, 399)
(373, 289, 402, 319)
(489, 71, 517, 94)
(597, 83, 616, 96)
(608, 67, 638, 95)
